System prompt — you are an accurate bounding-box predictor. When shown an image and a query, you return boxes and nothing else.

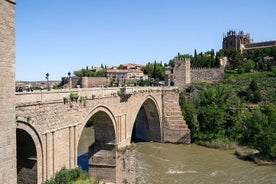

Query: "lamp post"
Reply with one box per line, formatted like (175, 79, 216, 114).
(68, 72, 71, 89)
(45, 73, 50, 91)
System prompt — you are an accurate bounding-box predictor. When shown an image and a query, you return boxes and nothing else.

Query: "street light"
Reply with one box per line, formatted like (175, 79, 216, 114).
(68, 72, 71, 89)
(45, 73, 50, 91)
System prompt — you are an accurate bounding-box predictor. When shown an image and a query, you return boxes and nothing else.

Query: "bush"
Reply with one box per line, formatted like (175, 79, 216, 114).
(44, 167, 97, 184)
(237, 66, 245, 74)
(272, 66, 276, 76)
(70, 93, 79, 102)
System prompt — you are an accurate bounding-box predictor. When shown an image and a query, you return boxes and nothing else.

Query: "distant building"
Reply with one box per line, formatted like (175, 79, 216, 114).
(106, 64, 148, 85)
(223, 30, 276, 53)
(241, 41, 276, 53)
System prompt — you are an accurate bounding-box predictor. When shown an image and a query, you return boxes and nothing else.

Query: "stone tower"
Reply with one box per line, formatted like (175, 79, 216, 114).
(0, 0, 16, 183)
(222, 30, 252, 50)
(173, 57, 191, 88)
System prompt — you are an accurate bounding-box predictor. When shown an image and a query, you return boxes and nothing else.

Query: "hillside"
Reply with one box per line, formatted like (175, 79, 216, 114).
(180, 71, 276, 161)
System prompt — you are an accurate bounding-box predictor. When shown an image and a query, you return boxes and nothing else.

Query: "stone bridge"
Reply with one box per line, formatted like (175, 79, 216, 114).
(15, 86, 190, 183)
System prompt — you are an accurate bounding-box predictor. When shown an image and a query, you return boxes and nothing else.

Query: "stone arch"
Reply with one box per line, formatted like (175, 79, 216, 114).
(80, 105, 117, 138)
(77, 105, 117, 183)
(16, 121, 43, 184)
(131, 95, 162, 142)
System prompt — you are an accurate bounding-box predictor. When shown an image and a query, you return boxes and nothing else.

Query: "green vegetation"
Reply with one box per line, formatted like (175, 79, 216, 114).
(44, 167, 99, 184)
(74, 68, 106, 77)
(136, 79, 151, 86)
(217, 47, 276, 72)
(70, 92, 79, 102)
(168, 49, 220, 68)
(180, 71, 276, 160)
(119, 143, 136, 153)
(141, 61, 165, 80)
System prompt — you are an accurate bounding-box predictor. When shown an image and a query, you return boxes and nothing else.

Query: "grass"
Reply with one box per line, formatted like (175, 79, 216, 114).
(197, 139, 238, 150)
(222, 71, 276, 103)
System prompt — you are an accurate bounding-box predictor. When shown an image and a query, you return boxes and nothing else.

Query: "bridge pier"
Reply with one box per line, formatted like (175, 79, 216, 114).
(162, 90, 191, 143)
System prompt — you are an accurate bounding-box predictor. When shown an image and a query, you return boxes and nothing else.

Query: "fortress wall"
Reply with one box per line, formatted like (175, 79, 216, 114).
(0, 0, 17, 183)
(80, 77, 110, 88)
(191, 68, 224, 83)
(62, 77, 109, 88)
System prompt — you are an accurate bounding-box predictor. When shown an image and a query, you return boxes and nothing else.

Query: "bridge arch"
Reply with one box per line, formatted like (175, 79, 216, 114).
(16, 121, 43, 184)
(77, 105, 117, 183)
(80, 105, 117, 138)
(131, 95, 162, 142)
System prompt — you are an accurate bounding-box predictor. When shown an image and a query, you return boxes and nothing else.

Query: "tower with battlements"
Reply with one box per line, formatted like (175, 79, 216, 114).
(222, 30, 252, 50)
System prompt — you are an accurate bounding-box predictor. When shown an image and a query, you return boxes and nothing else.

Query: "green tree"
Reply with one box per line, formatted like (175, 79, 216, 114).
(195, 88, 229, 140)
(243, 59, 255, 72)
(141, 62, 165, 80)
(179, 92, 198, 141)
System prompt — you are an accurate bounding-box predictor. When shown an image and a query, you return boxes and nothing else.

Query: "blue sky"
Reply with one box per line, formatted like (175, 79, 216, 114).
(16, 0, 276, 81)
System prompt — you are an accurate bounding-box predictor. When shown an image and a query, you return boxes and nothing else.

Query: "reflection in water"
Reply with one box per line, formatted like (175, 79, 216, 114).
(136, 142, 276, 184)
(78, 153, 89, 172)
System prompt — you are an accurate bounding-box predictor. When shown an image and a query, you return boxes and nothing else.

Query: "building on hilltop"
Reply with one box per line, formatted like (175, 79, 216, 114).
(61, 63, 148, 88)
(106, 65, 148, 86)
(223, 30, 252, 50)
(241, 40, 276, 53)
(223, 30, 276, 53)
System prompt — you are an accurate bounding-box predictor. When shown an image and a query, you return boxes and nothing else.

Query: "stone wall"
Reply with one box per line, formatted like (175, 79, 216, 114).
(191, 67, 224, 83)
(81, 77, 110, 88)
(165, 58, 225, 88)
(116, 149, 136, 184)
(162, 90, 190, 143)
(62, 77, 109, 88)
(0, 0, 17, 183)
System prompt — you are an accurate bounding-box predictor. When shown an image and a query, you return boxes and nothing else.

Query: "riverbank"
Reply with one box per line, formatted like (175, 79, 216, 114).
(196, 140, 276, 166)
(196, 140, 237, 150)
(234, 147, 276, 166)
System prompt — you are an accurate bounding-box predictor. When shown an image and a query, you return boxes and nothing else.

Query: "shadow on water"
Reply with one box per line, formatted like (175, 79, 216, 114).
(77, 152, 89, 172)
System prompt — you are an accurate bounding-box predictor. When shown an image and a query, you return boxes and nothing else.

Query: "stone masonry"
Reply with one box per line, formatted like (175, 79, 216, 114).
(165, 58, 225, 88)
(15, 87, 190, 183)
(162, 89, 190, 143)
(62, 76, 110, 88)
(0, 0, 17, 183)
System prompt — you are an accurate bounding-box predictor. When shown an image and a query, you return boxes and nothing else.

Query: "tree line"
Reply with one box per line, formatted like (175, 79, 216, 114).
(180, 76, 276, 160)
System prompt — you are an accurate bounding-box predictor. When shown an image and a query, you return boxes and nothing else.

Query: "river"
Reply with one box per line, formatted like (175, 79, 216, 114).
(136, 142, 276, 184)
(78, 127, 276, 183)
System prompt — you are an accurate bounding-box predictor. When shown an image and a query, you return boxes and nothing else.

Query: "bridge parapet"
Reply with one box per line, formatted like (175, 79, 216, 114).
(15, 86, 171, 105)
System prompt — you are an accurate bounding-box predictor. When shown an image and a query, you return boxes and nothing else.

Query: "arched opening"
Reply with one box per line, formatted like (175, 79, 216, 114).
(77, 110, 116, 183)
(131, 98, 161, 142)
(77, 119, 95, 172)
(16, 129, 37, 184)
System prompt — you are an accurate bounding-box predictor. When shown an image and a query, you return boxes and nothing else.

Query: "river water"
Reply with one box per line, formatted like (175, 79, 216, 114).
(78, 127, 276, 183)
(136, 142, 276, 184)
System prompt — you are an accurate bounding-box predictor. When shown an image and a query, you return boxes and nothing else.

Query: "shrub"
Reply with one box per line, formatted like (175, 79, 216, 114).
(70, 93, 79, 102)
(44, 167, 95, 184)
